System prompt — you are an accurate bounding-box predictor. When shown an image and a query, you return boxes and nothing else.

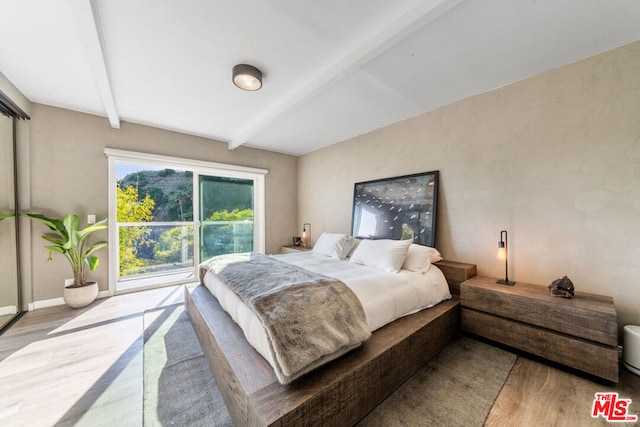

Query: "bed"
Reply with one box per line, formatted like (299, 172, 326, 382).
(185, 171, 477, 425)
(198, 242, 451, 383)
(186, 252, 475, 426)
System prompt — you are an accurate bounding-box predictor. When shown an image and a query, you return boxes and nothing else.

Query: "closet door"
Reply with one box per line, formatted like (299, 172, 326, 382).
(0, 114, 20, 332)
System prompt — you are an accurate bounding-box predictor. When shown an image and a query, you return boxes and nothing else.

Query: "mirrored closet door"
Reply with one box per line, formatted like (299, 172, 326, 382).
(0, 90, 29, 333)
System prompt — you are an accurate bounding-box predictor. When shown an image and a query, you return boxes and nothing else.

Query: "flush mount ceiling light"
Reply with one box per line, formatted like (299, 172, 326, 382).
(232, 64, 262, 91)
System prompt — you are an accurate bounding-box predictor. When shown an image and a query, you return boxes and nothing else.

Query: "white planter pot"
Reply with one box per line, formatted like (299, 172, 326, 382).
(63, 280, 99, 308)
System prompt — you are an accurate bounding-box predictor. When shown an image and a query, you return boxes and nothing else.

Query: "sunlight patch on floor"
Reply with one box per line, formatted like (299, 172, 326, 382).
(0, 285, 184, 427)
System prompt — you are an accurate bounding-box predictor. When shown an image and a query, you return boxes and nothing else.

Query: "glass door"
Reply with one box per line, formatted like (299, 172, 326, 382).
(106, 149, 267, 294)
(199, 175, 254, 260)
(115, 164, 195, 292)
(0, 115, 20, 331)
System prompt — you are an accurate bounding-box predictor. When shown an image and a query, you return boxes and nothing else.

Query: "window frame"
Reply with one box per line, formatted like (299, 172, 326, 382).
(104, 148, 268, 295)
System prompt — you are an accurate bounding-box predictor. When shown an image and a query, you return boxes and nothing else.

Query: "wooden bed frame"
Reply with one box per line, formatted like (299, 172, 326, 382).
(185, 260, 476, 426)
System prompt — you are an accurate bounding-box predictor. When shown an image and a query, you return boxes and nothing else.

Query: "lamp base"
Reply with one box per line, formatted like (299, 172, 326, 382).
(496, 279, 516, 286)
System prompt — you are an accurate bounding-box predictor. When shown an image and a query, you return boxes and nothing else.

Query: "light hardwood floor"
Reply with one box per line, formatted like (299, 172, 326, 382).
(0, 285, 184, 427)
(0, 286, 638, 426)
(0, 314, 16, 331)
(487, 353, 640, 426)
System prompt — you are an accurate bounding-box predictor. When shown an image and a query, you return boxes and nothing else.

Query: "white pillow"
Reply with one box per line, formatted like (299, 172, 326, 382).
(402, 244, 443, 273)
(349, 239, 412, 273)
(312, 233, 350, 259)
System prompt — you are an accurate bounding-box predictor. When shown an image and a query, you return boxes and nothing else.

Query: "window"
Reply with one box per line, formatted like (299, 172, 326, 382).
(105, 149, 267, 294)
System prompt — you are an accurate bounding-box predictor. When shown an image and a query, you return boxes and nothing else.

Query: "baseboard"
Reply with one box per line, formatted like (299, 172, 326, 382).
(28, 291, 109, 311)
(29, 297, 64, 311)
(0, 305, 18, 316)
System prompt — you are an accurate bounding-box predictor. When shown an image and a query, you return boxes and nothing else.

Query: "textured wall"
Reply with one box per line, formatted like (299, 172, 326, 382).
(26, 105, 298, 301)
(299, 41, 640, 331)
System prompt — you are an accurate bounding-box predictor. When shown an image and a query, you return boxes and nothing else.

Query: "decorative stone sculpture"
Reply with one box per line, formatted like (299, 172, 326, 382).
(548, 276, 575, 298)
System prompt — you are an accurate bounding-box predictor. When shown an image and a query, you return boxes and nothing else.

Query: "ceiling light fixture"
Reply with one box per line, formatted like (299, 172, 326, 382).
(232, 64, 262, 91)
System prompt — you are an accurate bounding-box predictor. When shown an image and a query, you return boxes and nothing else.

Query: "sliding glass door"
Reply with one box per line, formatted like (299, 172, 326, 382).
(199, 176, 254, 260)
(114, 164, 195, 291)
(106, 149, 266, 294)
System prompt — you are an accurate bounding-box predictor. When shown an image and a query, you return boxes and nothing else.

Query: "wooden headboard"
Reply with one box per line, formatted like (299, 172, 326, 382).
(434, 260, 477, 295)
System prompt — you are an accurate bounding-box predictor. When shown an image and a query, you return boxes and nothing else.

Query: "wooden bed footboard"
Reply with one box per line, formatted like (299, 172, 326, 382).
(185, 260, 475, 426)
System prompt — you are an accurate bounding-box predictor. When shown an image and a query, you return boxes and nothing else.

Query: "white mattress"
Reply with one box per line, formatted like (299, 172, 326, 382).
(201, 251, 452, 367)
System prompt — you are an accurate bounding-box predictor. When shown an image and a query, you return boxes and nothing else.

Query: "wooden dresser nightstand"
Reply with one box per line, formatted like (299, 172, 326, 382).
(460, 276, 619, 382)
(280, 245, 313, 254)
(433, 260, 477, 295)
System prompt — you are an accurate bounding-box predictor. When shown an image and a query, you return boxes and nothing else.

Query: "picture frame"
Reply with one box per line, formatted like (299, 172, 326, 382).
(351, 171, 439, 247)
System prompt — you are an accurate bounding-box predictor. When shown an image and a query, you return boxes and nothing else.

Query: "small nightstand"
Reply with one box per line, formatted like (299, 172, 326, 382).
(460, 276, 618, 382)
(433, 260, 477, 295)
(280, 245, 313, 254)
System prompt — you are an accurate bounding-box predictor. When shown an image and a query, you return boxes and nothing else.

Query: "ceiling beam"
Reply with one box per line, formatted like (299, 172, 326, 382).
(71, 0, 120, 129)
(228, 0, 464, 150)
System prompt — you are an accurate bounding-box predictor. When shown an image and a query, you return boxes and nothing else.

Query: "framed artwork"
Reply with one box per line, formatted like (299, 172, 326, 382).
(351, 171, 439, 247)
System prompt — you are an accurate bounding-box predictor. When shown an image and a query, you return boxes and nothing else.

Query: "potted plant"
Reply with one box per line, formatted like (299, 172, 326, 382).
(20, 213, 108, 308)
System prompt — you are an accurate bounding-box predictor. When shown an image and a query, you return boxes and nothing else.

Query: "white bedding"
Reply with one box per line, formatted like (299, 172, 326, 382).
(201, 251, 451, 367)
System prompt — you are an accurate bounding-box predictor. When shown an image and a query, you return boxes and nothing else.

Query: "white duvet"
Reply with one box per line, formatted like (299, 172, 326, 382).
(201, 251, 452, 367)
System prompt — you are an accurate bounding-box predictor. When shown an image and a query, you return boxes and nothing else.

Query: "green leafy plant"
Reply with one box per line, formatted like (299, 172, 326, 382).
(116, 184, 155, 275)
(20, 213, 108, 288)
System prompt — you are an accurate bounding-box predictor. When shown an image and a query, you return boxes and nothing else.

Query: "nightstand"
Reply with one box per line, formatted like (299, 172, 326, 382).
(433, 260, 477, 295)
(280, 245, 313, 254)
(460, 276, 618, 382)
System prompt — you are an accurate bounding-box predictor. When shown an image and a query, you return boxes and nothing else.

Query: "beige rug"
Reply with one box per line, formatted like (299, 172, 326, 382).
(357, 335, 517, 426)
(144, 304, 517, 426)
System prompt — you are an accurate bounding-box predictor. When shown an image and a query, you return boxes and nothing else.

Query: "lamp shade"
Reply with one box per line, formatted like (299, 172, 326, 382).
(232, 64, 262, 91)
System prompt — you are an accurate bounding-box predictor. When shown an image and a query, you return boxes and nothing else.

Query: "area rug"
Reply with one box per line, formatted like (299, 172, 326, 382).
(143, 304, 232, 426)
(357, 336, 518, 426)
(144, 303, 517, 427)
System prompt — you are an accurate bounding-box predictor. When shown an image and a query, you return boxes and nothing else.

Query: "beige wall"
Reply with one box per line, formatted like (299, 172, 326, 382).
(26, 105, 298, 301)
(299, 41, 640, 331)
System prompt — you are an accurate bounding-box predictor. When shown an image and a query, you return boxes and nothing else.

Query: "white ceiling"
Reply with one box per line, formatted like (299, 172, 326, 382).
(1, 0, 639, 156)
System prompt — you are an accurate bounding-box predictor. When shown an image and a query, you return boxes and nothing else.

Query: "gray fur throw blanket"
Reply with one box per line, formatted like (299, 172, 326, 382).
(199, 253, 371, 384)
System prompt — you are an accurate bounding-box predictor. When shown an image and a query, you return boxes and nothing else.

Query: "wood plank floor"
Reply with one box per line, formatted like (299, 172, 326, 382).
(0, 285, 638, 426)
(487, 352, 640, 426)
(0, 285, 184, 427)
